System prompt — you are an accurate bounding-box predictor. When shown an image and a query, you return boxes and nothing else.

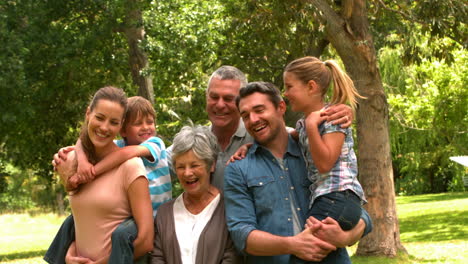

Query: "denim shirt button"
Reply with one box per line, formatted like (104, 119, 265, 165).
(297, 208, 301, 211)
(285, 197, 289, 200)
(259, 182, 263, 185)
(287, 218, 291, 221)
(290, 186, 294, 190)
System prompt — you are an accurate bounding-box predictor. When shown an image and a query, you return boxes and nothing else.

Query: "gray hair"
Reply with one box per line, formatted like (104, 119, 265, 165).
(171, 125, 220, 172)
(207, 65, 248, 91)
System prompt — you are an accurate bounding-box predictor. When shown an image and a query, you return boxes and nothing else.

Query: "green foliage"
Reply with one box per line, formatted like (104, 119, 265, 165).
(0, 0, 138, 209)
(368, 0, 467, 65)
(0, 164, 36, 212)
(144, 0, 227, 142)
(380, 41, 467, 194)
(0, 0, 466, 211)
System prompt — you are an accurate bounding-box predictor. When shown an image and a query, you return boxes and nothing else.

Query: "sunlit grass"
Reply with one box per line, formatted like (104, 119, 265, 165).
(349, 192, 468, 264)
(0, 213, 66, 263)
(0, 192, 467, 263)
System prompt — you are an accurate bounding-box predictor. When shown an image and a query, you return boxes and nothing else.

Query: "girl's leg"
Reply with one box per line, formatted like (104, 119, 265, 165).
(309, 190, 362, 230)
(306, 191, 362, 264)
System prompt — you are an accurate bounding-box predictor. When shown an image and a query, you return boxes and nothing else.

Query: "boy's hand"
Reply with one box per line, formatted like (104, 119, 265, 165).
(226, 143, 252, 165)
(321, 104, 353, 128)
(52, 146, 75, 170)
(77, 161, 95, 184)
(66, 174, 80, 192)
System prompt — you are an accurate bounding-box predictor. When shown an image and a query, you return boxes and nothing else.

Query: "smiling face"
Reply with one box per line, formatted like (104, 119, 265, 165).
(120, 113, 156, 145)
(239, 92, 286, 148)
(174, 149, 213, 198)
(283, 72, 314, 113)
(86, 99, 125, 154)
(206, 78, 241, 130)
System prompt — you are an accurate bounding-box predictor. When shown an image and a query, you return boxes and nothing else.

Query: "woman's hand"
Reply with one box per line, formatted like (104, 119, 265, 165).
(65, 241, 93, 264)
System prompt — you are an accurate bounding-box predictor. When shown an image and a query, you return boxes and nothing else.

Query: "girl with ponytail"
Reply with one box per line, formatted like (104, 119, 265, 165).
(284, 56, 367, 264)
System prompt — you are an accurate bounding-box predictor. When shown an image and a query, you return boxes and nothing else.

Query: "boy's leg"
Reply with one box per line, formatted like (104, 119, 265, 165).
(43, 215, 75, 264)
(109, 217, 139, 264)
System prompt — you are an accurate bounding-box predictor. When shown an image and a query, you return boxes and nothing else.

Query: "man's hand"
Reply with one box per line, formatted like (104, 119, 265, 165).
(289, 226, 336, 262)
(305, 216, 358, 248)
(226, 143, 252, 164)
(52, 146, 75, 170)
(321, 104, 353, 128)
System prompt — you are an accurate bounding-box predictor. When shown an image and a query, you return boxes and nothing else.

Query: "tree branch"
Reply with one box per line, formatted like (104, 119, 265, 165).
(375, 0, 426, 25)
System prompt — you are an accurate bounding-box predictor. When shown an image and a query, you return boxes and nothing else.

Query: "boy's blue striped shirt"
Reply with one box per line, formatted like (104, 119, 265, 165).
(115, 137, 172, 216)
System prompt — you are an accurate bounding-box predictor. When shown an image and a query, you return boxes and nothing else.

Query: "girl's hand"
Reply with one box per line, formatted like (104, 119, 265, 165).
(305, 110, 326, 128)
(226, 143, 253, 165)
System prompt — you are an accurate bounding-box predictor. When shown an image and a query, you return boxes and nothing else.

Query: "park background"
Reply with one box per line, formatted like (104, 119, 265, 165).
(0, 0, 466, 263)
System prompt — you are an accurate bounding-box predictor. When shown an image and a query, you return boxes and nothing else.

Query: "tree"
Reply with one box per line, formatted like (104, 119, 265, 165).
(122, 0, 154, 103)
(309, 0, 405, 256)
(0, 0, 136, 209)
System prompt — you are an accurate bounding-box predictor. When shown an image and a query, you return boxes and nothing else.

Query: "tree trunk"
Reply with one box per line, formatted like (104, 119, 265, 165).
(123, 0, 154, 103)
(56, 191, 65, 216)
(310, 0, 406, 256)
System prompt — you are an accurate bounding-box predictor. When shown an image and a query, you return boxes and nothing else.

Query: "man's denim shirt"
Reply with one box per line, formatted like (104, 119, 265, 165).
(224, 135, 311, 264)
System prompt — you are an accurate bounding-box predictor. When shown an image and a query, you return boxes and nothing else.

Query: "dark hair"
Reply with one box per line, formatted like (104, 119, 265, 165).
(236, 81, 283, 108)
(79, 86, 127, 164)
(284, 56, 365, 111)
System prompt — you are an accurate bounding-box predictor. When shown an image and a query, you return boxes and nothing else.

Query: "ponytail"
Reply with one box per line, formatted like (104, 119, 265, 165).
(323, 60, 365, 112)
(285, 56, 365, 112)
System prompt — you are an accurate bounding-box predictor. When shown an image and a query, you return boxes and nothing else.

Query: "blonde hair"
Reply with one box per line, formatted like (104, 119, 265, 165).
(284, 56, 365, 111)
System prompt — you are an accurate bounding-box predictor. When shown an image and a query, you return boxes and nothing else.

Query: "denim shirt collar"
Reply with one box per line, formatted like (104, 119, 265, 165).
(250, 134, 302, 158)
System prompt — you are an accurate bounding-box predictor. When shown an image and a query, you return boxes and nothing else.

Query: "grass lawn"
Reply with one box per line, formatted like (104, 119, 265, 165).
(1, 192, 467, 263)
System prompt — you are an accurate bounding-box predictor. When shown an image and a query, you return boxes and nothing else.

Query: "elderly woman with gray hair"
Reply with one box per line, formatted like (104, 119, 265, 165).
(150, 125, 241, 264)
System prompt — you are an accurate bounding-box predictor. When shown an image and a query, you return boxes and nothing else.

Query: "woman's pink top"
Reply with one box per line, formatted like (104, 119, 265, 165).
(69, 155, 146, 261)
